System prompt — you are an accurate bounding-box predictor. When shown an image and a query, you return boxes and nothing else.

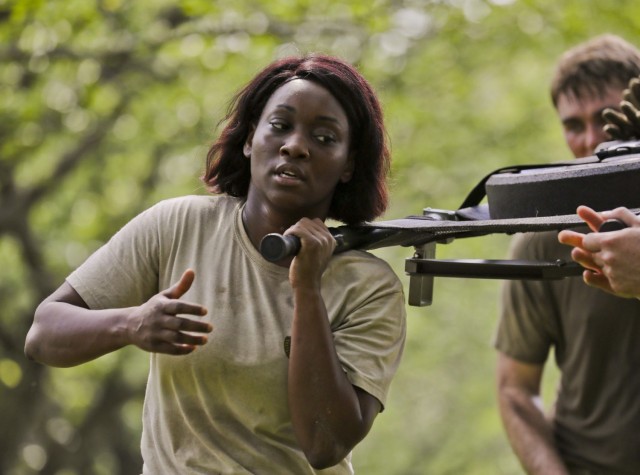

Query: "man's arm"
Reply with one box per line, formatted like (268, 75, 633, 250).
(496, 352, 569, 475)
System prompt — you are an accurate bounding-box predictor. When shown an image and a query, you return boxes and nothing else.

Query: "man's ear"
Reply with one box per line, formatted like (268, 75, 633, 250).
(243, 127, 255, 158)
(340, 152, 356, 183)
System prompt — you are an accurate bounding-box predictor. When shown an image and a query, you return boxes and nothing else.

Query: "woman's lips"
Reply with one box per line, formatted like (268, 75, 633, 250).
(274, 163, 305, 184)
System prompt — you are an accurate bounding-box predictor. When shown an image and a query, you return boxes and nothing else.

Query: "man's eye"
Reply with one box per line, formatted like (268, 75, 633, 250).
(564, 121, 584, 134)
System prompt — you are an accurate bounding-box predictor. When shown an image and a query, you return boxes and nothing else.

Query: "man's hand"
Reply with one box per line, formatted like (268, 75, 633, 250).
(558, 206, 640, 298)
(128, 269, 212, 354)
(603, 77, 640, 140)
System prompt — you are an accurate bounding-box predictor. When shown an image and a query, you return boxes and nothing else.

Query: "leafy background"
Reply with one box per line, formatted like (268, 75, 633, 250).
(2, 0, 639, 473)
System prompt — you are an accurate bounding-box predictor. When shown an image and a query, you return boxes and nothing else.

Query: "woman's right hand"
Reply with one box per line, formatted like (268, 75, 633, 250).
(128, 269, 212, 355)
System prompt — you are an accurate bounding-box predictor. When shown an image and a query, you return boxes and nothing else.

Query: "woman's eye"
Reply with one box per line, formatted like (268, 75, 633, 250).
(270, 121, 287, 130)
(316, 133, 336, 144)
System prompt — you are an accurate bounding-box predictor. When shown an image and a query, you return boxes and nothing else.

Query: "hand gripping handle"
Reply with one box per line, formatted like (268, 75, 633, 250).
(598, 218, 628, 232)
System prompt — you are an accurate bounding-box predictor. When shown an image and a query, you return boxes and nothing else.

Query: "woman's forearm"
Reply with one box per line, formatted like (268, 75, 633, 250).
(25, 299, 133, 367)
(287, 286, 373, 469)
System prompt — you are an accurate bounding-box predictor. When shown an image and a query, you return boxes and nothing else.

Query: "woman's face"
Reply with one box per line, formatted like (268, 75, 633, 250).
(244, 78, 354, 220)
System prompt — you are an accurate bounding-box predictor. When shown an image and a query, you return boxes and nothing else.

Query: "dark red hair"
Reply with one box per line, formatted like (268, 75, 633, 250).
(202, 54, 390, 224)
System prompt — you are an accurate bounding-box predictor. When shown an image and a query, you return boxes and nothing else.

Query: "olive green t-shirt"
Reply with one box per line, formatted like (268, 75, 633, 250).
(495, 231, 640, 475)
(67, 195, 406, 474)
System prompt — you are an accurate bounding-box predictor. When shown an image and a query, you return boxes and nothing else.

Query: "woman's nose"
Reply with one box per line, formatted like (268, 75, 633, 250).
(280, 132, 310, 159)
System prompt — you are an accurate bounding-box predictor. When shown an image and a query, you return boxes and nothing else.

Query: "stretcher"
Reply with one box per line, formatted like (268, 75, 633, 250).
(260, 140, 640, 305)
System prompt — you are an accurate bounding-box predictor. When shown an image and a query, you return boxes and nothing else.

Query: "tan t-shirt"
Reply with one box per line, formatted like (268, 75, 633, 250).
(495, 231, 640, 474)
(67, 195, 406, 474)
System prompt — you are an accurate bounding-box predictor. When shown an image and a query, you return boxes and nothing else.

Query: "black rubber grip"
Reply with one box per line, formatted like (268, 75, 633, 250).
(598, 219, 627, 232)
(260, 234, 301, 262)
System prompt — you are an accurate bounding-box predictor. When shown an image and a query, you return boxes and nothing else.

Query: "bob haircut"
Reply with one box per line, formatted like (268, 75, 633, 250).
(551, 34, 640, 107)
(202, 54, 390, 224)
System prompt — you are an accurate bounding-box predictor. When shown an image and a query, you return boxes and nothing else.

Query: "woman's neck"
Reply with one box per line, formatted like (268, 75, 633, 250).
(241, 200, 297, 251)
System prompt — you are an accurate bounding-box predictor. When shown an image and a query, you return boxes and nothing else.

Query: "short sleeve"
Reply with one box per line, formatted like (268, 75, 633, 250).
(66, 204, 162, 309)
(324, 253, 407, 409)
(493, 233, 560, 364)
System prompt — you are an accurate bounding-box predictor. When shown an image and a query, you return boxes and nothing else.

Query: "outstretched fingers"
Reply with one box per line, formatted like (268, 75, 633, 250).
(130, 269, 212, 355)
(604, 207, 639, 226)
(570, 247, 600, 272)
(557, 229, 584, 248)
(576, 205, 605, 233)
(621, 101, 640, 130)
(624, 78, 640, 109)
(603, 108, 635, 139)
(582, 269, 615, 295)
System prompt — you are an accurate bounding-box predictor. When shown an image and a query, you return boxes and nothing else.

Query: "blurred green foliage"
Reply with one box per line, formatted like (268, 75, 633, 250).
(2, 0, 639, 473)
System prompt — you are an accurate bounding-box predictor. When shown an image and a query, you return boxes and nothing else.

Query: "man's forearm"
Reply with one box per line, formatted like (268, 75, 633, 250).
(498, 387, 569, 475)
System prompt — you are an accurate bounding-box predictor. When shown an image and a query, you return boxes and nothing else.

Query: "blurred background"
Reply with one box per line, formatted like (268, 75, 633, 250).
(2, 0, 640, 473)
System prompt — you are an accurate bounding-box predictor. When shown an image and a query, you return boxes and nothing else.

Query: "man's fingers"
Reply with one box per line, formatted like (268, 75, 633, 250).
(580, 233, 603, 254)
(602, 109, 628, 140)
(603, 108, 628, 127)
(604, 123, 624, 140)
(557, 229, 584, 248)
(627, 77, 640, 109)
(620, 101, 640, 130)
(575, 205, 605, 232)
(603, 108, 635, 138)
(606, 207, 638, 226)
(583, 270, 614, 295)
(570, 248, 600, 272)
(164, 269, 196, 299)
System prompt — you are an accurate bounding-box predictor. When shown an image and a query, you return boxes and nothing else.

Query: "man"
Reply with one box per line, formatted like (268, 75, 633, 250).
(558, 78, 640, 301)
(494, 34, 640, 475)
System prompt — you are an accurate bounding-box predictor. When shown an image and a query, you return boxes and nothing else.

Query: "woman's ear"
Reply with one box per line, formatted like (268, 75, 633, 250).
(243, 127, 255, 158)
(340, 152, 356, 183)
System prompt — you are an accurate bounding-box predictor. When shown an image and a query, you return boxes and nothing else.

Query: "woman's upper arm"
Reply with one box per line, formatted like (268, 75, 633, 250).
(355, 386, 382, 432)
(42, 281, 90, 309)
(25, 282, 89, 361)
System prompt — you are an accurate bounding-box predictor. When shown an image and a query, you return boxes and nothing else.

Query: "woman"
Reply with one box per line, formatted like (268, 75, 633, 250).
(25, 54, 406, 473)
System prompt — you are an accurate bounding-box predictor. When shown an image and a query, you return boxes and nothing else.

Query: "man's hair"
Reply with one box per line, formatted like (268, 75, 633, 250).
(202, 54, 390, 224)
(551, 34, 640, 107)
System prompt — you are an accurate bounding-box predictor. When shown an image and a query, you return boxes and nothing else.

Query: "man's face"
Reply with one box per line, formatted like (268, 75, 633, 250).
(556, 86, 624, 159)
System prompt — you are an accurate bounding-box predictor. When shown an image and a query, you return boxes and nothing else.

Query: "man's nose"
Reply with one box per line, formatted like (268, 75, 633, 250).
(585, 122, 608, 155)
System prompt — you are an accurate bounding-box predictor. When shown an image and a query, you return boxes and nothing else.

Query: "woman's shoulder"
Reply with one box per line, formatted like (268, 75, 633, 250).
(330, 250, 403, 291)
(154, 194, 240, 210)
(147, 194, 242, 218)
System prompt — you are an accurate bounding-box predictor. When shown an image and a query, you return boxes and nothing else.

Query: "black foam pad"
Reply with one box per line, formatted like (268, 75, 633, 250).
(485, 154, 640, 219)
